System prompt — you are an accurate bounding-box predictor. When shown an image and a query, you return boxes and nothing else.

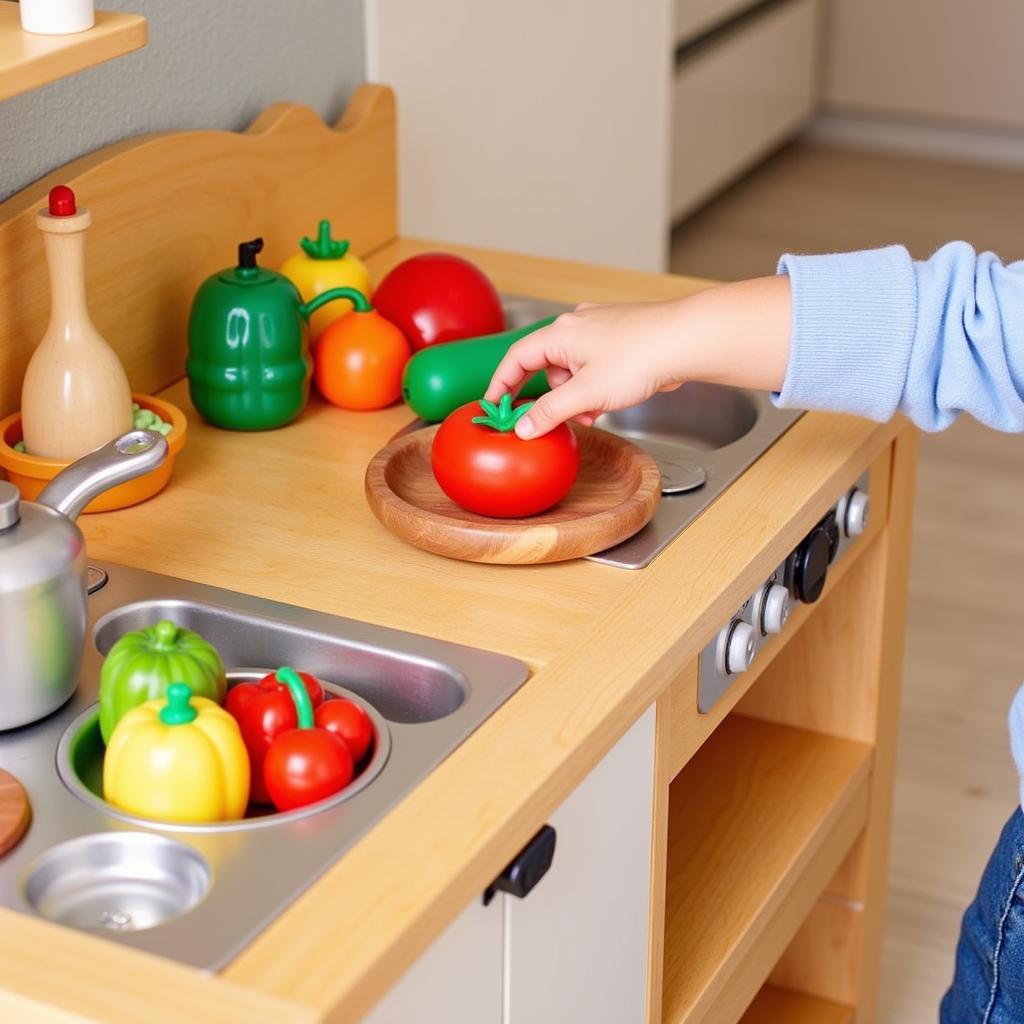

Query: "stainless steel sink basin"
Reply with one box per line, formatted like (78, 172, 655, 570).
(0, 562, 528, 969)
(596, 384, 758, 453)
(495, 296, 803, 568)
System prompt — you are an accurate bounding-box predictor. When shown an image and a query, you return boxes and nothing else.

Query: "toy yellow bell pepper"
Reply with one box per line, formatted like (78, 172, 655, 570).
(279, 220, 372, 338)
(103, 682, 250, 823)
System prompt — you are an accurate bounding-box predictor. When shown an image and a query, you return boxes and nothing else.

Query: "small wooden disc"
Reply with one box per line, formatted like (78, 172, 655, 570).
(0, 769, 31, 856)
(365, 424, 661, 564)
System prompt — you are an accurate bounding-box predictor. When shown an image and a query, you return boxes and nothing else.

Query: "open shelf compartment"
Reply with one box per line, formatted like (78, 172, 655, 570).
(661, 714, 871, 1024)
(739, 984, 854, 1024)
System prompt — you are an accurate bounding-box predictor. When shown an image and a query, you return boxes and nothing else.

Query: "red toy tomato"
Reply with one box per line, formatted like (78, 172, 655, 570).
(372, 253, 505, 352)
(315, 698, 374, 762)
(225, 669, 325, 804)
(431, 394, 579, 518)
(264, 726, 353, 812)
(261, 668, 355, 812)
(313, 287, 410, 410)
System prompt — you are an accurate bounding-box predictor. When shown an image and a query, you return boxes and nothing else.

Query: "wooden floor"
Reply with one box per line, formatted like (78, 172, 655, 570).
(671, 143, 1024, 1023)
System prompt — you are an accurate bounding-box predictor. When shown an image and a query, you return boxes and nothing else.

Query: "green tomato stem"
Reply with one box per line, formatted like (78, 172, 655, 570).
(299, 220, 351, 261)
(471, 393, 534, 433)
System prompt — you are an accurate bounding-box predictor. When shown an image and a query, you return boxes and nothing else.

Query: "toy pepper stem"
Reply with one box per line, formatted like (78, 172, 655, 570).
(159, 683, 198, 725)
(301, 286, 371, 321)
(152, 620, 179, 651)
(276, 667, 314, 729)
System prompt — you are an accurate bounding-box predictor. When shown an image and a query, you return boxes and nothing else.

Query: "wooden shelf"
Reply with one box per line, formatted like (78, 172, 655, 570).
(661, 715, 872, 1024)
(0, 3, 146, 101)
(739, 985, 854, 1024)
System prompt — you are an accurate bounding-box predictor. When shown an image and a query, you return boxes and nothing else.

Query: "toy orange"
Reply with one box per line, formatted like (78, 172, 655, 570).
(313, 289, 411, 411)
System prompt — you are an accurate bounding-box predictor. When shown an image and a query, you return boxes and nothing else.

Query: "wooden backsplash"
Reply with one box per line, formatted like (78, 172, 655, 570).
(0, 84, 397, 418)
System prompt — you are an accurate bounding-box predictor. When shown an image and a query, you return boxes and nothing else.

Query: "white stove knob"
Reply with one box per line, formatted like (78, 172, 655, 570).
(844, 489, 870, 537)
(726, 621, 757, 674)
(758, 583, 790, 635)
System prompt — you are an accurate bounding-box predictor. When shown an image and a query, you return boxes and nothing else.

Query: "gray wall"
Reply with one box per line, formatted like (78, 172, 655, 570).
(1, 0, 365, 201)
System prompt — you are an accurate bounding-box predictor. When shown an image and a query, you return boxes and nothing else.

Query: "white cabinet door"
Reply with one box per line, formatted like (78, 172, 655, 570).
(825, 0, 1024, 130)
(362, 895, 502, 1024)
(503, 707, 656, 1024)
(363, 706, 656, 1024)
(364, 0, 673, 272)
(670, 0, 820, 220)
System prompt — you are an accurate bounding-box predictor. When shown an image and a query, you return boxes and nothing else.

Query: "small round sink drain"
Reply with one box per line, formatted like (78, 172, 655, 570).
(23, 832, 210, 932)
(98, 908, 136, 931)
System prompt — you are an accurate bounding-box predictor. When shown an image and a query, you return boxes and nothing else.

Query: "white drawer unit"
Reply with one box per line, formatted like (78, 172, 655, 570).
(670, 0, 820, 221)
(675, 0, 757, 47)
(363, 710, 656, 1023)
(697, 472, 870, 712)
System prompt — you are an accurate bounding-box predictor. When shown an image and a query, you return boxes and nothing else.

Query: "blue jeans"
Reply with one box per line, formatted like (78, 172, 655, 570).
(942, 808, 1024, 1023)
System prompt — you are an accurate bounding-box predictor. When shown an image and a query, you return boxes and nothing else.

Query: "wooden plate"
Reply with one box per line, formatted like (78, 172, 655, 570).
(364, 424, 661, 564)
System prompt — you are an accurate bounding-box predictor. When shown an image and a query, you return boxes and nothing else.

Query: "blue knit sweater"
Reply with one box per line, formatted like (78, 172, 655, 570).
(778, 243, 1024, 806)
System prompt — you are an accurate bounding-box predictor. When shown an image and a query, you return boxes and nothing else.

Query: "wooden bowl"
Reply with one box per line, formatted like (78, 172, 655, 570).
(0, 393, 187, 513)
(365, 424, 661, 564)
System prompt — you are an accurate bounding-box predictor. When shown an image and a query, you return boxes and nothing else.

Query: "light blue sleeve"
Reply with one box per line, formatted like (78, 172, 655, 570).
(776, 242, 1024, 433)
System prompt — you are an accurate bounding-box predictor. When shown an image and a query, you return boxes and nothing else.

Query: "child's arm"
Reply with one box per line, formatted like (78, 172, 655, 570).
(485, 276, 792, 437)
(487, 242, 1024, 439)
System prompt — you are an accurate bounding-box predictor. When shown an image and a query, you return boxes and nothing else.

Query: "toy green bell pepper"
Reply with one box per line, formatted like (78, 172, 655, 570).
(99, 619, 226, 742)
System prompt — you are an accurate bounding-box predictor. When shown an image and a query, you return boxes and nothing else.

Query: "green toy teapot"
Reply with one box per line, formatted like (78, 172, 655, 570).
(186, 238, 355, 430)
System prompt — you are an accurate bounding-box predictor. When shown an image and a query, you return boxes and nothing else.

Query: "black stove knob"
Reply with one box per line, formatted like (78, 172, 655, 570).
(794, 526, 830, 604)
(825, 517, 840, 563)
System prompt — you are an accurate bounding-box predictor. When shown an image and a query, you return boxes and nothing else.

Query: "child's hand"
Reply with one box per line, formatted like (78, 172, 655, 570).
(484, 301, 690, 439)
(485, 276, 792, 438)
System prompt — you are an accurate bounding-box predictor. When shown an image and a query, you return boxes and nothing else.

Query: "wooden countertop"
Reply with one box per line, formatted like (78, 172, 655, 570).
(0, 239, 903, 1023)
(81, 239, 714, 671)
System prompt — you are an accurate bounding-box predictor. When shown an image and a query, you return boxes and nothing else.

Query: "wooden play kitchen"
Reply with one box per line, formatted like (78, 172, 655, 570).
(0, 85, 916, 1024)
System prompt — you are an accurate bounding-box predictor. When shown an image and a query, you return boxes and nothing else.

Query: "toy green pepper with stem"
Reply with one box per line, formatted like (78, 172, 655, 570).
(99, 619, 227, 742)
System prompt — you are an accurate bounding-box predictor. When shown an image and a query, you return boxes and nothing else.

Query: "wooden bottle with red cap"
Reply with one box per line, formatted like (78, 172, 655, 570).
(20, 185, 132, 460)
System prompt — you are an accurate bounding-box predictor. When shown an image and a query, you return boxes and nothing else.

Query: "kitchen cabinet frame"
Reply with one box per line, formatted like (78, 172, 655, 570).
(653, 434, 916, 1022)
(0, 85, 916, 1023)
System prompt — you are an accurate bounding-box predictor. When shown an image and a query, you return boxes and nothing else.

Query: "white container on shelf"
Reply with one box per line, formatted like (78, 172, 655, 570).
(19, 0, 95, 36)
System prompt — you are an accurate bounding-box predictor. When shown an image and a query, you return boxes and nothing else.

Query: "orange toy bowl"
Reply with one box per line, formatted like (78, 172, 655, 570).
(0, 394, 187, 513)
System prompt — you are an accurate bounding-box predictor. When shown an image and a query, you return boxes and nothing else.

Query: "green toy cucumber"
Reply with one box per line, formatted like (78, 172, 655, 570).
(401, 316, 555, 422)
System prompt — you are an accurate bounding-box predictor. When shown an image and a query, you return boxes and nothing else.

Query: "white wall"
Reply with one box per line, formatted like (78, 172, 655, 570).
(365, 0, 673, 272)
(0, 0, 365, 201)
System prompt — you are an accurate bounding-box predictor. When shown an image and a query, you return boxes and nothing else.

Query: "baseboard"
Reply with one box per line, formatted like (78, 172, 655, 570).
(805, 111, 1024, 170)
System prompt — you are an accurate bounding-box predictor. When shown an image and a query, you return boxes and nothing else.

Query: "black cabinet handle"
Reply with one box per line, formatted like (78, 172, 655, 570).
(483, 825, 556, 906)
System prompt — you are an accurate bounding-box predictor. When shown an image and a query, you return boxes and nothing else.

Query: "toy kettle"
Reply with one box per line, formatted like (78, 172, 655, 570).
(186, 238, 359, 431)
(0, 430, 168, 730)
